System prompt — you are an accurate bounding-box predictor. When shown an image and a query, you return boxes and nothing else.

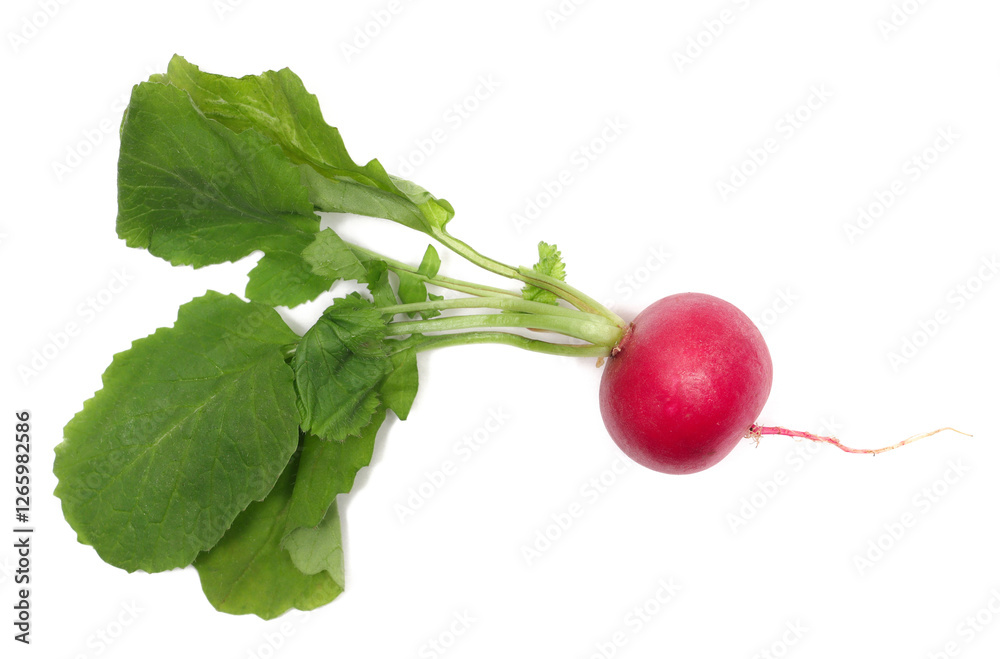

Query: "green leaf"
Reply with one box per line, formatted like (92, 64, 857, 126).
(303, 229, 416, 310)
(54, 292, 300, 573)
(302, 228, 368, 283)
(293, 294, 393, 439)
(522, 241, 567, 306)
(285, 335, 417, 539)
(363, 260, 398, 308)
(301, 229, 404, 309)
(417, 243, 442, 278)
(299, 163, 435, 234)
(194, 452, 343, 619)
(156, 55, 455, 234)
(397, 245, 443, 317)
(285, 411, 386, 534)
(284, 503, 345, 584)
(381, 346, 419, 420)
(284, 340, 415, 531)
(245, 232, 339, 308)
(117, 80, 332, 307)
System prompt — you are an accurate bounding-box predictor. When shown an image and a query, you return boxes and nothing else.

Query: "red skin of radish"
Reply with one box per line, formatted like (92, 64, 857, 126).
(599, 293, 773, 475)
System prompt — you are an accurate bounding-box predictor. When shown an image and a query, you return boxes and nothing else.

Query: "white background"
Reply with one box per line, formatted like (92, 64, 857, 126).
(3, 0, 999, 657)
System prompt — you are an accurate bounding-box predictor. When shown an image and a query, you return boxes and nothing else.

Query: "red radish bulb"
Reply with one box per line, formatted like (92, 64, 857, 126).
(599, 293, 773, 475)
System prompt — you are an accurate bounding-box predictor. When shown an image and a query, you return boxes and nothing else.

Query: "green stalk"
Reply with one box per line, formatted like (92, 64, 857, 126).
(344, 229, 629, 352)
(515, 266, 624, 327)
(415, 331, 611, 358)
(380, 296, 619, 327)
(348, 243, 519, 298)
(388, 312, 622, 347)
(428, 228, 519, 279)
(429, 227, 626, 327)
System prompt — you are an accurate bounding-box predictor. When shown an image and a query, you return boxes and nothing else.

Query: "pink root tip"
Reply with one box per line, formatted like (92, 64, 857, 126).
(746, 425, 971, 456)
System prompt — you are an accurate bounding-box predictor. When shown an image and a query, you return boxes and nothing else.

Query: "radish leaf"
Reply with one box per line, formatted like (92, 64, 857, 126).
(301, 228, 368, 283)
(293, 294, 393, 439)
(155, 54, 455, 235)
(54, 293, 300, 573)
(116, 81, 331, 308)
(284, 503, 345, 584)
(381, 348, 420, 419)
(194, 451, 343, 619)
(398, 245, 443, 317)
(522, 241, 567, 306)
(285, 418, 384, 534)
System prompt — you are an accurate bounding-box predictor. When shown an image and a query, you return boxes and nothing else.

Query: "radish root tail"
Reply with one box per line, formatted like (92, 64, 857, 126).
(746, 425, 972, 455)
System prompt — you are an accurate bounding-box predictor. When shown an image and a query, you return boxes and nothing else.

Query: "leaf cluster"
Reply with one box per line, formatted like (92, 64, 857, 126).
(55, 56, 602, 620)
(55, 56, 440, 618)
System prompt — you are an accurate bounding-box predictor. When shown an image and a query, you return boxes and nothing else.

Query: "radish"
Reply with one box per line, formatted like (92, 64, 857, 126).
(599, 293, 965, 474)
(54, 56, 970, 619)
(599, 293, 964, 474)
(599, 293, 773, 475)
